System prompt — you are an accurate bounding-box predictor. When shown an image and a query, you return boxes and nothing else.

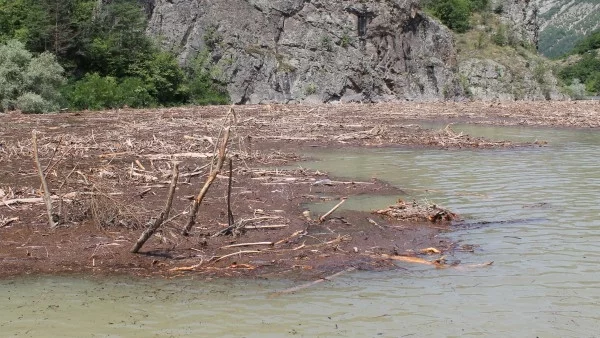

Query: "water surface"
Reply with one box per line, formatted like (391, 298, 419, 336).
(2, 125, 599, 337)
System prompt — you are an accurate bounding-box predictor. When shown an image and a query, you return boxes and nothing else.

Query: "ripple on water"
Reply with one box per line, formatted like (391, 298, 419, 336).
(2, 125, 600, 336)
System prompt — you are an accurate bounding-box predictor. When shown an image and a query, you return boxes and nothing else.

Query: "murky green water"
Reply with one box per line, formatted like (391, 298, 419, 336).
(2, 125, 600, 337)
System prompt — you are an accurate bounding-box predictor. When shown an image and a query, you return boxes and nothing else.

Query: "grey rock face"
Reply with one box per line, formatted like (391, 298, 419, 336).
(459, 58, 565, 101)
(490, 0, 539, 48)
(147, 0, 463, 103)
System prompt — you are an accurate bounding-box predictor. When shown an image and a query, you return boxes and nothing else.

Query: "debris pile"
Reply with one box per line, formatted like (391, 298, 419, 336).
(373, 199, 460, 223)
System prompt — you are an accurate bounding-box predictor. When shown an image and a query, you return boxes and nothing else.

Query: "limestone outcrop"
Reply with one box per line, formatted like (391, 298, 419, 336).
(147, 0, 463, 103)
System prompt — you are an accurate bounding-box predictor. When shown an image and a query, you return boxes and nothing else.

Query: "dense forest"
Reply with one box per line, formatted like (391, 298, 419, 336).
(0, 0, 228, 113)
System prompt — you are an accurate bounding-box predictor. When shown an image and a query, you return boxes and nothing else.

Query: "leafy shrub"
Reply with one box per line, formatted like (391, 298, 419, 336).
(65, 73, 161, 110)
(304, 83, 317, 95)
(492, 25, 507, 46)
(572, 30, 600, 55)
(0, 39, 64, 112)
(132, 51, 188, 106)
(64, 73, 119, 110)
(585, 72, 600, 94)
(186, 51, 230, 105)
(469, 0, 489, 12)
(16, 92, 55, 113)
(559, 52, 600, 86)
(568, 79, 587, 99)
(115, 77, 155, 108)
(428, 0, 472, 33)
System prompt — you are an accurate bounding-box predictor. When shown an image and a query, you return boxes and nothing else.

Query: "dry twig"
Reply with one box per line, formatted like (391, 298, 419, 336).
(32, 131, 56, 228)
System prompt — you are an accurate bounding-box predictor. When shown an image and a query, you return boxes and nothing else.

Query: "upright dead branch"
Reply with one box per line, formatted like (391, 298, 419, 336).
(32, 131, 56, 228)
(227, 158, 234, 227)
(131, 163, 179, 253)
(182, 127, 230, 236)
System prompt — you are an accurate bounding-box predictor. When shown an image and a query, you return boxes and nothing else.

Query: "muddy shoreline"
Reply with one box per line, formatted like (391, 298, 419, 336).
(1, 101, 598, 280)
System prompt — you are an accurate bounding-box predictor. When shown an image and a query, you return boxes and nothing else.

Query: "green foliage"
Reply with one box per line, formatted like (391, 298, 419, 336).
(130, 51, 188, 106)
(567, 78, 587, 99)
(186, 51, 230, 106)
(203, 25, 222, 51)
(0, 40, 64, 113)
(492, 25, 507, 46)
(321, 35, 333, 52)
(304, 83, 317, 95)
(16, 92, 55, 113)
(340, 30, 352, 48)
(63, 73, 119, 110)
(585, 72, 600, 94)
(1, 0, 230, 111)
(84, 0, 154, 78)
(427, 0, 472, 33)
(115, 77, 155, 108)
(469, 0, 489, 12)
(0, 0, 45, 46)
(559, 52, 600, 94)
(572, 30, 600, 55)
(64, 73, 158, 110)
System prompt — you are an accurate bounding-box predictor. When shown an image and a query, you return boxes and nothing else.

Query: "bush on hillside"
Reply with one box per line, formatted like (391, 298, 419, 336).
(64, 73, 159, 110)
(572, 30, 600, 55)
(428, 0, 472, 33)
(0, 40, 64, 113)
(186, 51, 230, 105)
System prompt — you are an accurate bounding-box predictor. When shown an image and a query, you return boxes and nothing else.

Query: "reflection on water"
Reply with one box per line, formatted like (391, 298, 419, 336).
(2, 125, 600, 337)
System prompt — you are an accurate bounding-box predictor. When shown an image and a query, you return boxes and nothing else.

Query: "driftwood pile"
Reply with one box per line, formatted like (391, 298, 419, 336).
(373, 199, 459, 223)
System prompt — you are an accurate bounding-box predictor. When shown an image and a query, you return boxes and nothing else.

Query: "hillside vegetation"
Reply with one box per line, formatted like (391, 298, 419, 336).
(0, 0, 228, 113)
(426, 0, 564, 100)
(557, 30, 600, 96)
(537, 0, 600, 58)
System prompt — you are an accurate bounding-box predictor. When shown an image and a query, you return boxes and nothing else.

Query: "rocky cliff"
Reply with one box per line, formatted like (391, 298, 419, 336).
(491, 0, 540, 48)
(147, 0, 565, 103)
(147, 0, 464, 104)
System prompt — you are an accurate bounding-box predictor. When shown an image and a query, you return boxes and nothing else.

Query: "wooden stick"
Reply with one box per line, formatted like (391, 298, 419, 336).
(227, 158, 234, 227)
(272, 267, 356, 296)
(0, 217, 19, 228)
(32, 131, 56, 228)
(131, 163, 179, 253)
(219, 242, 273, 249)
(245, 224, 289, 229)
(319, 198, 347, 223)
(183, 127, 230, 236)
(213, 250, 260, 262)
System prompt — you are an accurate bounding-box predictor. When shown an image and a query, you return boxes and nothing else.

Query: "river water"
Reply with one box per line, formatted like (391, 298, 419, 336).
(2, 125, 599, 337)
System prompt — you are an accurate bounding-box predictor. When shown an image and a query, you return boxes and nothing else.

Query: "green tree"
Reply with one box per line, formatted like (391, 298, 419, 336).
(186, 51, 230, 105)
(428, 0, 472, 33)
(82, 0, 153, 77)
(572, 30, 600, 55)
(0, 40, 65, 113)
(130, 51, 188, 105)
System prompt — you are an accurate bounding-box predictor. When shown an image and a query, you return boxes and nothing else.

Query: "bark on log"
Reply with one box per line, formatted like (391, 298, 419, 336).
(131, 163, 179, 253)
(182, 127, 230, 236)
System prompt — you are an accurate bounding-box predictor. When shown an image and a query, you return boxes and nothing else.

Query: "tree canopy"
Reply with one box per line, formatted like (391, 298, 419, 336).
(0, 0, 229, 112)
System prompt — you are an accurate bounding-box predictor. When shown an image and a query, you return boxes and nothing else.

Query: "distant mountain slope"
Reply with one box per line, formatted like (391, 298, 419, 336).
(537, 0, 600, 58)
